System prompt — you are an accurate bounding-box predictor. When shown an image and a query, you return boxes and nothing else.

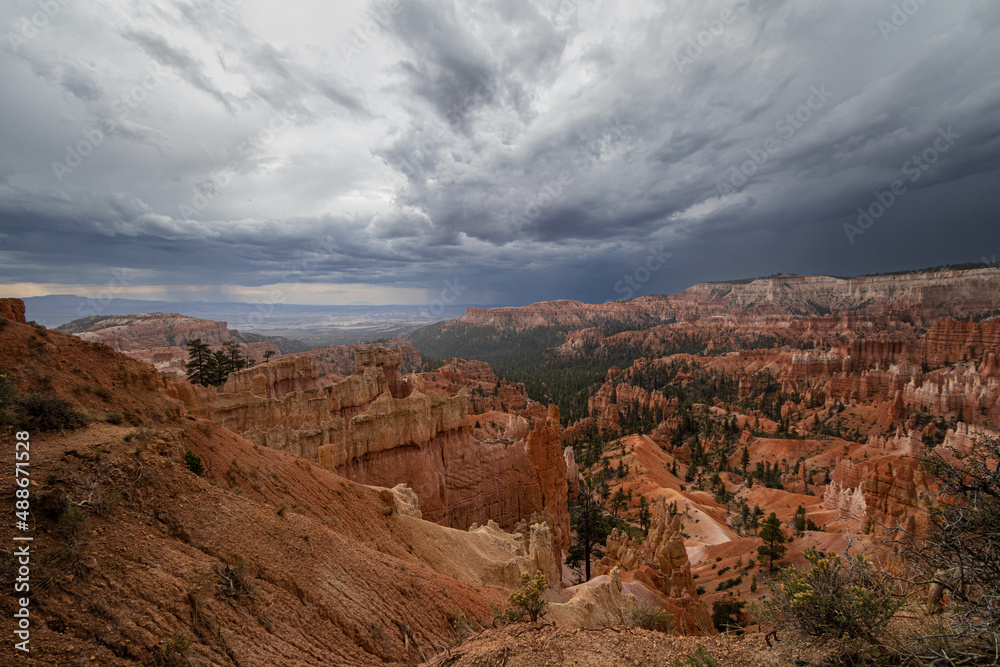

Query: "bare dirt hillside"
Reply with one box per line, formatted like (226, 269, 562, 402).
(1, 307, 510, 666)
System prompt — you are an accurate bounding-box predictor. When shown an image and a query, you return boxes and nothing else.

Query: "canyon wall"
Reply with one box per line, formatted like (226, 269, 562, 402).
(62, 313, 279, 376)
(173, 348, 570, 548)
(278, 338, 422, 378)
(458, 268, 1000, 333)
(422, 358, 530, 415)
(601, 497, 710, 631)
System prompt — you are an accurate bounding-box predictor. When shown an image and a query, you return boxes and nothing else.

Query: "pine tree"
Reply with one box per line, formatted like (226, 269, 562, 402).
(223, 341, 248, 373)
(750, 504, 762, 535)
(610, 488, 628, 517)
(185, 339, 213, 386)
(637, 496, 651, 534)
(794, 505, 807, 533)
(569, 480, 607, 582)
(741, 446, 750, 473)
(211, 349, 230, 386)
(757, 512, 786, 572)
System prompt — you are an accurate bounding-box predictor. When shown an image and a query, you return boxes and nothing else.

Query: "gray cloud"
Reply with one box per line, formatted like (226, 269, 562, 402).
(1, 0, 999, 307)
(124, 30, 240, 115)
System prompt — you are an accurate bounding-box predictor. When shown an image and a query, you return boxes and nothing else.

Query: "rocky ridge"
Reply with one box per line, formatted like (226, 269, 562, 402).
(0, 300, 668, 666)
(168, 348, 571, 553)
(56, 312, 288, 376)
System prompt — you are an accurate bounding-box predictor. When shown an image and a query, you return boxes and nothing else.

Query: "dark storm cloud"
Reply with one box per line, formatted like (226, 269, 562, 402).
(1, 0, 1000, 305)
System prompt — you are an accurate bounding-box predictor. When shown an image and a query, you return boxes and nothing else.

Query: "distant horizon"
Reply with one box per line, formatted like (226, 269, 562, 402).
(4, 260, 999, 312)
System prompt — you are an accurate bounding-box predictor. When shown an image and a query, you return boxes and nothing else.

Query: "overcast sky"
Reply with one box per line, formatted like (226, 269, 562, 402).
(1, 0, 999, 307)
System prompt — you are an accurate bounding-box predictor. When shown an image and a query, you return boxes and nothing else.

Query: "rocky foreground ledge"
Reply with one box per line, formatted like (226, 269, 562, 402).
(421, 624, 836, 667)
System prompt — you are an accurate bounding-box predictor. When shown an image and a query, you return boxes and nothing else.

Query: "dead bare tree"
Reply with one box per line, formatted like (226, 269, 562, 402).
(887, 436, 1000, 665)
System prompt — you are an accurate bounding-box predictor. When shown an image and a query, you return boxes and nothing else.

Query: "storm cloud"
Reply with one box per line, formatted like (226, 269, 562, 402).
(1, 0, 999, 306)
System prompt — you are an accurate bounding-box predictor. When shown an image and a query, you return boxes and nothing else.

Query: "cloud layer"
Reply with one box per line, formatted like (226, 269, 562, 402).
(2, 0, 999, 306)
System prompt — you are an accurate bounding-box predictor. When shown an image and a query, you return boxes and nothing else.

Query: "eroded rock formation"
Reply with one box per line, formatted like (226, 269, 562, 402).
(279, 338, 422, 378)
(175, 348, 571, 556)
(823, 432, 935, 533)
(60, 313, 279, 376)
(526, 405, 570, 552)
(421, 357, 530, 415)
(604, 498, 697, 599)
(597, 496, 710, 630)
(0, 297, 27, 323)
(547, 568, 637, 629)
(564, 446, 581, 502)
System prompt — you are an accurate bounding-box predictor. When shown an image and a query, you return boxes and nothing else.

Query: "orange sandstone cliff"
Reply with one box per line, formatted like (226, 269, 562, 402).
(167, 348, 571, 555)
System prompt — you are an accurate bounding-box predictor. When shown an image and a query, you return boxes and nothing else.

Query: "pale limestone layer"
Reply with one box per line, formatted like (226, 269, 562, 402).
(393, 516, 559, 592)
(221, 355, 323, 399)
(460, 268, 1000, 332)
(604, 497, 697, 599)
(547, 568, 636, 629)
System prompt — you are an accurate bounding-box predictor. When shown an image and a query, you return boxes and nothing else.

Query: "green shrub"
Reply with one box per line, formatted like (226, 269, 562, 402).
(711, 600, 745, 632)
(0, 375, 88, 431)
(631, 604, 674, 633)
(154, 631, 191, 666)
(93, 488, 123, 516)
(183, 449, 205, 476)
(765, 548, 902, 641)
(105, 411, 123, 424)
(447, 609, 480, 643)
(58, 504, 88, 537)
(670, 645, 717, 667)
(716, 576, 743, 591)
(124, 427, 158, 443)
(28, 394, 87, 430)
(505, 571, 548, 622)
